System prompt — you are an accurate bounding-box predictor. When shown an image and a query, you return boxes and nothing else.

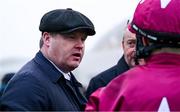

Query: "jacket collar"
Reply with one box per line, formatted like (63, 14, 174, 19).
(34, 51, 64, 83)
(117, 55, 130, 70)
(147, 53, 180, 66)
(34, 51, 83, 86)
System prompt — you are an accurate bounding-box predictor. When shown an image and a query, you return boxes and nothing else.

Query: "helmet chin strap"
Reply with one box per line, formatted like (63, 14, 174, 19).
(135, 34, 143, 65)
(135, 34, 159, 65)
(132, 23, 180, 65)
(135, 33, 180, 65)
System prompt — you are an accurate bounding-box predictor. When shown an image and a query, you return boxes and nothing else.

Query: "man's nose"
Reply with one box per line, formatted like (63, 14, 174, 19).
(131, 46, 136, 52)
(75, 39, 84, 49)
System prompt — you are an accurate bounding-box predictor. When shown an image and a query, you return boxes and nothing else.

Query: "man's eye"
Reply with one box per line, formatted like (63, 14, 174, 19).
(63, 34, 75, 39)
(68, 35, 74, 38)
(82, 36, 87, 41)
(127, 41, 136, 47)
(127, 41, 132, 45)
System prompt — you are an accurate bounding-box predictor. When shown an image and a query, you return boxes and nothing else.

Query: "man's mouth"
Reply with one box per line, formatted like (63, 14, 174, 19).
(72, 53, 82, 60)
(72, 53, 81, 57)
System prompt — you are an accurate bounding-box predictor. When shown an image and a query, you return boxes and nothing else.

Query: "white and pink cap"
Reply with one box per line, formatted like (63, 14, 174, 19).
(129, 0, 180, 37)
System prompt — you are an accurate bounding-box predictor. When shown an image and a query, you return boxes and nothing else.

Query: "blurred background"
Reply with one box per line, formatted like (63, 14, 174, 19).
(0, 0, 140, 88)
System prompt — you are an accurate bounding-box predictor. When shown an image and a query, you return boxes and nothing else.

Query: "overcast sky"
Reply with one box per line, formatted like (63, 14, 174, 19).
(0, 0, 139, 60)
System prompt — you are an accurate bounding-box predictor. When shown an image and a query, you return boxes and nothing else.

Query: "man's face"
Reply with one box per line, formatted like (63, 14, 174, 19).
(43, 31, 87, 73)
(122, 30, 136, 67)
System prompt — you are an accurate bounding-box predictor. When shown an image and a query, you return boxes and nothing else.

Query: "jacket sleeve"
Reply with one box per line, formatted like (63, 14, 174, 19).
(85, 78, 97, 99)
(0, 73, 48, 111)
(85, 87, 104, 111)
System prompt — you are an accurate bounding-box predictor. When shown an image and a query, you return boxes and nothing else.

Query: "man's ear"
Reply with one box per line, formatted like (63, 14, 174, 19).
(42, 32, 51, 47)
(122, 40, 125, 50)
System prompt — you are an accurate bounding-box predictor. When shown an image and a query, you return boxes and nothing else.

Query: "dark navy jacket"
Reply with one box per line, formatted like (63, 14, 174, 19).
(0, 51, 87, 111)
(86, 56, 129, 99)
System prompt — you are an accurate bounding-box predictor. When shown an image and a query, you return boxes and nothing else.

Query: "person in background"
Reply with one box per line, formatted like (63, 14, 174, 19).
(85, 27, 141, 99)
(0, 73, 15, 96)
(0, 8, 95, 111)
(85, 0, 180, 111)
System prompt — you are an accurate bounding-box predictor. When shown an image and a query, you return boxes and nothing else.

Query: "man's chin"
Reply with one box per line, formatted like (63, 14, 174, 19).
(68, 62, 80, 70)
(129, 61, 136, 67)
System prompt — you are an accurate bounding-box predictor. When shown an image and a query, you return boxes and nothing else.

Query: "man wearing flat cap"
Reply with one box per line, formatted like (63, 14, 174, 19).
(0, 8, 95, 111)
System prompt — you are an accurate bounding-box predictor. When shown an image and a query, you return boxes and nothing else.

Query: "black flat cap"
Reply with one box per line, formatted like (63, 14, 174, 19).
(39, 8, 95, 36)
